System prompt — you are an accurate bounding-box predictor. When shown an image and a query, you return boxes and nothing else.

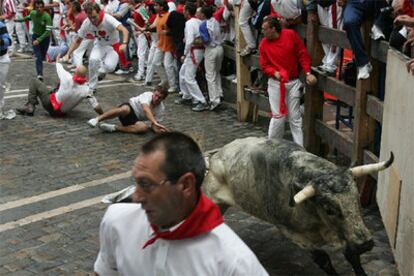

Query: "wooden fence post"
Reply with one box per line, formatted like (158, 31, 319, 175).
(352, 22, 377, 193)
(234, 4, 251, 122)
(304, 19, 324, 154)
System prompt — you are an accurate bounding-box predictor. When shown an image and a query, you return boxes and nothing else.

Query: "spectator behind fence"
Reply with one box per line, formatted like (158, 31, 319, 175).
(340, 0, 389, 80)
(93, 132, 269, 275)
(388, 0, 414, 55)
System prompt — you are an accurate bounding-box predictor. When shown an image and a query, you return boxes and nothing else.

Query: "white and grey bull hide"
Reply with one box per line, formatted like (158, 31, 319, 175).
(202, 137, 394, 276)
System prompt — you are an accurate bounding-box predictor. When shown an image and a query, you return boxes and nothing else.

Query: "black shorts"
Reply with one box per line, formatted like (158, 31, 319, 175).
(118, 103, 139, 126)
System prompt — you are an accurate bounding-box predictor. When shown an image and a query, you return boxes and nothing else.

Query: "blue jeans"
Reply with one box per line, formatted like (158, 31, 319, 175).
(343, 0, 387, 67)
(32, 34, 50, 76)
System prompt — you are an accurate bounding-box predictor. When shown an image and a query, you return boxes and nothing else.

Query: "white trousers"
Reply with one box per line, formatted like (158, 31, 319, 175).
(179, 50, 206, 104)
(145, 37, 157, 83)
(153, 48, 177, 90)
(268, 78, 303, 146)
(73, 39, 94, 67)
(88, 45, 119, 90)
(52, 14, 62, 44)
(6, 19, 28, 50)
(135, 33, 149, 79)
(0, 57, 11, 112)
(239, 0, 256, 49)
(318, 5, 343, 69)
(204, 46, 223, 105)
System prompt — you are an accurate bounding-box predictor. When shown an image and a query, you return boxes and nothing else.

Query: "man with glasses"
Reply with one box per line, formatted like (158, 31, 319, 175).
(94, 132, 268, 275)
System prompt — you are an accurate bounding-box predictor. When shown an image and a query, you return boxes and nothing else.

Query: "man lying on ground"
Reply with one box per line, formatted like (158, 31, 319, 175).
(87, 86, 169, 134)
(16, 59, 103, 116)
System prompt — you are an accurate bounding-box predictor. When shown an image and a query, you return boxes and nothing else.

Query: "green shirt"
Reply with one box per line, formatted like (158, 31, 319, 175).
(20, 10, 52, 42)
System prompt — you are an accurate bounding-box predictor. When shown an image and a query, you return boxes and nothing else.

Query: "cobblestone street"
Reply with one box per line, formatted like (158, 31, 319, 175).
(0, 58, 399, 275)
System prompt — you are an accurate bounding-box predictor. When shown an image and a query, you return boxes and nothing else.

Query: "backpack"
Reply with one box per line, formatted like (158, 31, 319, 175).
(199, 21, 210, 44)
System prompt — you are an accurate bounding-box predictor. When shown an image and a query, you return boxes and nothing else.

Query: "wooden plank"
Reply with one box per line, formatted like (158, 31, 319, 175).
(314, 120, 353, 158)
(352, 79, 375, 164)
(313, 67, 356, 106)
(318, 25, 352, 50)
(292, 24, 307, 39)
(370, 39, 389, 63)
(243, 90, 270, 112)
(243, 53, 261, 69)
(234, 5, 251, 122)
(384, 167, 402, 249)
(223, 44, 236, 61)
(366, 94, 383, 123)
(303, 19, 324, 154)
(363, 150, 379, 180)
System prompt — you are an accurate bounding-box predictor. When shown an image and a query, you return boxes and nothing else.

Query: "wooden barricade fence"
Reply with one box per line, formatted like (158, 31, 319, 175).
(221, 9, 390, 195)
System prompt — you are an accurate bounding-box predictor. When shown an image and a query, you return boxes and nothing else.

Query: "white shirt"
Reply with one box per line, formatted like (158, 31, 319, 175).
(128, 91, 165, 122)
(271, 0, 301, 20)
(206, 18, 223, 48)
(54, 63, 95, 113)
(94, 203, 269, 276)
(184, 17, 203, 56)
(105, 0, 120, 14)
(78, 13, 121, 46)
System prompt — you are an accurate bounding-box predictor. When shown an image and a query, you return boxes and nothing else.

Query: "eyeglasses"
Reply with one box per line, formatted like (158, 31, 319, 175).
(136, 178, 170, 193)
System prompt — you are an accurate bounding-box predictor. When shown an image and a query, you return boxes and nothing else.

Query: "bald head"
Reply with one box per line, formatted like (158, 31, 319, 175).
(75, 65, 87, 78)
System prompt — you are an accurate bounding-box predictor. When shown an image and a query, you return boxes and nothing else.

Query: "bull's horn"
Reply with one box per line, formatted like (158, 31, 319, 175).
(294, 185, 316, 204)
(350, 152, 394, 178)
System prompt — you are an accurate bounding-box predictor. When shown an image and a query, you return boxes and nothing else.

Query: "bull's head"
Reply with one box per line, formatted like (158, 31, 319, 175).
(292, 152, 394, 275)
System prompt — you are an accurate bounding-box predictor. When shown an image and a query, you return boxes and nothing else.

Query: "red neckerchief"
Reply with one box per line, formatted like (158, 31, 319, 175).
(176, 4, 184, 14)
(93, 10, 105, 26)
(142, 193, 224, 249)
(72, 74, 87, 85)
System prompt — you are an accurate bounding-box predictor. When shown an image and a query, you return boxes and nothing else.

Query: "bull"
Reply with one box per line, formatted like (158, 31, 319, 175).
(203, 137, 394, 276)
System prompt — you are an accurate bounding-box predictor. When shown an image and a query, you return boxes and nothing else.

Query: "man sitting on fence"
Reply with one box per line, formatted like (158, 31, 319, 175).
(259, 16, 317, 146)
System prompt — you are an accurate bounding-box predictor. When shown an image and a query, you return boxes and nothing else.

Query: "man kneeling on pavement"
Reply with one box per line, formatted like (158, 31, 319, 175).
(87, 86, 169, 134)
(17, 60, 103, 116)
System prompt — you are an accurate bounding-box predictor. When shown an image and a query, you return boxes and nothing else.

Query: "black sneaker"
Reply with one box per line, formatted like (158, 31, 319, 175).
(174, 98, 193, 106)
(16, 103, 35, 116)
(98, 72, 106, 81)
(192, 102, 208, 112)
(37, 75, 44, 82)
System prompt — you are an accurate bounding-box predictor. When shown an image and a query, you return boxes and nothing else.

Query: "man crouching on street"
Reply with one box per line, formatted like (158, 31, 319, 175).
(16, 60, 103, 116)
(87, 86, 169, 134)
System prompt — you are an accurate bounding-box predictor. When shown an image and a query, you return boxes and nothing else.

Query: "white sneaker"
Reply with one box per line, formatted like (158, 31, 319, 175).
(168, 87, 177, 93)
(99, 123, 116, 132)
(115, 69, 129, 75)
(357, 63, 373, 80)
(87, 117, 99, 128)
(371, 25, 385, 41)
(133, 75, 144, 81)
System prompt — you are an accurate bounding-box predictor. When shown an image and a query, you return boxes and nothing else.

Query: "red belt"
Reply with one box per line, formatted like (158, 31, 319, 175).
(190, 45, 204, 65)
